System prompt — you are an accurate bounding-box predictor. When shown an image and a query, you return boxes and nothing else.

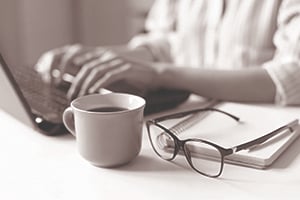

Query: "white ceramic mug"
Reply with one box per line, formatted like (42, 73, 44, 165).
(63, 93, 145, 167)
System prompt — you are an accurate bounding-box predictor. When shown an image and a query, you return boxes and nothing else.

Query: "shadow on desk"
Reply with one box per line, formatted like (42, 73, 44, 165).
(54, 132, 300, 171)
(117, 137, 300, 173)
(271, 136, 300, 169)
(115, 155, 191, 172)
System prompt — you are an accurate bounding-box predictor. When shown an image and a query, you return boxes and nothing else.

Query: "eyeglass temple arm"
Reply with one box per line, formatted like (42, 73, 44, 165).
(232, 119, 299, 153)
(154, 108, 240, 123)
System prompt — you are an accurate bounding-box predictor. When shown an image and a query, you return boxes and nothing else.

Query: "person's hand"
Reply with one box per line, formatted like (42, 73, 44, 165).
(34, 44, 107, 84)
(35, 43, 159, 99)
(67, 52, 163, 100)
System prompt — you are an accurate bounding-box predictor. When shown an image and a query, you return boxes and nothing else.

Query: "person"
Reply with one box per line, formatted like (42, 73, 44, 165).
(35, 0, 300, 105)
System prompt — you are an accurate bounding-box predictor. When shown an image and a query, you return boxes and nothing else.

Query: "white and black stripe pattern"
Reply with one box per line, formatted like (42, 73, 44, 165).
(129, 0, 300, 105)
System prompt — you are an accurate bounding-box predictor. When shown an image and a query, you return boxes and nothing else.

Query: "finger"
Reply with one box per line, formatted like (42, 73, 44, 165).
(116, 52, 152, 67)
(34, 45, 70, 83)
(73, 48, 117, 67)
(55, 44, 84, 84)
(88, 64, 131, 94)
(72, 48, 107, 66)
(99, 50, 118, 61)
(67, 56, 120, 99)
(67, 58, 104, 99)
(78, 59, 125, 96)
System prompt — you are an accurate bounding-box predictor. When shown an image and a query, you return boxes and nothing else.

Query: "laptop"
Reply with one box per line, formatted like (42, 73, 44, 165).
(0, 54, 190, 136)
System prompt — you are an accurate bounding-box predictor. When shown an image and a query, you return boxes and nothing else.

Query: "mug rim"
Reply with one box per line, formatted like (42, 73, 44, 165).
(70, 93, 146, 115)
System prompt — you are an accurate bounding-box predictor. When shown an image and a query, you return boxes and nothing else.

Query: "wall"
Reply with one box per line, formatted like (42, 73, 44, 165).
(75, 0, 130, 46)
(19, 0, 75, 66)
(0, 0, 21, 67)
(0, 0, 74, 67)
(75, 0, 154, 46)
(0, 0, 153, 67)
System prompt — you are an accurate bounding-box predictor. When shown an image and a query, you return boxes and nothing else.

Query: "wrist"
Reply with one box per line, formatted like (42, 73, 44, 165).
(153, 63, 176, 89)
(129, 45, 156, 62)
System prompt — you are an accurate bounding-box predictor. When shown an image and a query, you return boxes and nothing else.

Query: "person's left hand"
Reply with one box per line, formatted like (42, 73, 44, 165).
(67, 51, 163, 99)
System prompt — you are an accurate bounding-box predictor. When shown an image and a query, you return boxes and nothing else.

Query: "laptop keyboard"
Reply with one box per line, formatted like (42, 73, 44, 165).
(12, 66, 69, 123)
(10, 66, 191, 121)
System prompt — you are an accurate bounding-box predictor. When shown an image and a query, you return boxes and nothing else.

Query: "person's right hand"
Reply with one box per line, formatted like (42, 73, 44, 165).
(34, 44, 107, 84)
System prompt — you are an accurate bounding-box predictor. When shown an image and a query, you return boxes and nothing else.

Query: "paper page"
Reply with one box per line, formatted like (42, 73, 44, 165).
(175, 103, 298, 145)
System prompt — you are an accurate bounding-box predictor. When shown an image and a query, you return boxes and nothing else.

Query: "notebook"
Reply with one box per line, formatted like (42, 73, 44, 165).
(163, 102, 300, 169)
(0, 53, 189, 135)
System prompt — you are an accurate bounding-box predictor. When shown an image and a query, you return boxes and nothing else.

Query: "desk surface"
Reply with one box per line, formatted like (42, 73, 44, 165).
(1, 97, 300, 200)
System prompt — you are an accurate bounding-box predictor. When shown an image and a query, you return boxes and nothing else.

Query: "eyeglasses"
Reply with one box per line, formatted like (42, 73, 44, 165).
(146, 107, 298, 178)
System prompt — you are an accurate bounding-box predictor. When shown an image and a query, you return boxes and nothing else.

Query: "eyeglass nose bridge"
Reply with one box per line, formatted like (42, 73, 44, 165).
(171, 139, 186, 159)
(173, 140, 195, 170)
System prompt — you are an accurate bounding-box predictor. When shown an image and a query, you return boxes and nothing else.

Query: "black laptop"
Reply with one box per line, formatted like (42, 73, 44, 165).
(0, 54, 190, 135)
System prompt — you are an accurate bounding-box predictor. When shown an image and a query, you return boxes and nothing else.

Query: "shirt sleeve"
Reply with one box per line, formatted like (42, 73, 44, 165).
(128, 0, 177, 62)
(263, 0, 300, 105)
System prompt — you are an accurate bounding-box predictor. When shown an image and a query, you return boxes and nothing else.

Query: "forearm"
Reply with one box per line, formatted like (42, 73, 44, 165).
(159, 66, 276, 103)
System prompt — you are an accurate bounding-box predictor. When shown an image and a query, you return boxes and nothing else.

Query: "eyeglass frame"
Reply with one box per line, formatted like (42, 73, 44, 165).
(146, 107, 298, 178)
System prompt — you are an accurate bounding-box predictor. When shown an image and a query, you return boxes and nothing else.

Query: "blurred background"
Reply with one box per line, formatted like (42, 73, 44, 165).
(0, 0, 153, 68)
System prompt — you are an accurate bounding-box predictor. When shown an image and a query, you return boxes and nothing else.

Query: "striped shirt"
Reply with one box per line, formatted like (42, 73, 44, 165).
(129, 0, 300, 105)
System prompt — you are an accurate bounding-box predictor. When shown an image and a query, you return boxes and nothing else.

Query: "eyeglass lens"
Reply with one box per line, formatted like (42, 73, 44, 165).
(184, 140, 223, 176)
(148, 123, 223, 177)
(148, 124, 175, 160)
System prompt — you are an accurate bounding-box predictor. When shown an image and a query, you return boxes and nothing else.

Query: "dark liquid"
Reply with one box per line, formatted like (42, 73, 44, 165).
(88, 107, 128, 113)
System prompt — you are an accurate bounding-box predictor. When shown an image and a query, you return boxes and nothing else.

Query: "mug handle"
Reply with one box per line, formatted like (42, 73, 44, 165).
(63, 107, 76, 136)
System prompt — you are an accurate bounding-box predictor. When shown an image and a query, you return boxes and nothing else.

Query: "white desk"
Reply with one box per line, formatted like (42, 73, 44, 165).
(1, 98, 300, 200)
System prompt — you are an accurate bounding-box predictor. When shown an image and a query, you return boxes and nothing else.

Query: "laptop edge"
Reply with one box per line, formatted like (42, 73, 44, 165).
(0, 54, 66, 135)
